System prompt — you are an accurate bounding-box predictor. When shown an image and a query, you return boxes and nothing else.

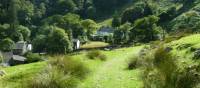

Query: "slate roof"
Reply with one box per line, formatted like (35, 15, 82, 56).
(12, 55, 27, 62)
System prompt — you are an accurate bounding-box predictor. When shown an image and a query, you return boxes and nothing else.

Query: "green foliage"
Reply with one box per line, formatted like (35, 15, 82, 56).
(46, 26, 73, 54)
(170, 11, 200, 32)
(113, 22, 131, 44)
(128, 56, 139, 70)
(93, 0, 130, 17)
(121, 2, 153, 23)
(32, 35, 47, 53)
(130, 15, 161, 42)
(0, 38, 15, 52)
(16, 25, 31, 41)
(24, 52, 42, 63)
(86, 50, 107, 61)
(81, 19, 98, 37)
(112, 16, 121, 28)
(26, 67, 78, 88)
(0, 24, 10, 40)
(49, 56, 89, 79)
(139, 45, 200, 88)
(0, 53, 3, 63)
(26, 56, 89, 88)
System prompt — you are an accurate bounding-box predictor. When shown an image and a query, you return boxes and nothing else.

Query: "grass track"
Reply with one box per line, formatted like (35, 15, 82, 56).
(79, 46, 143, 88)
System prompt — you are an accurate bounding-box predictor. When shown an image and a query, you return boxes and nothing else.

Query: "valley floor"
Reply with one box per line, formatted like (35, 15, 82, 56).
(0, 45, 144, 88)
(79, 46, 143, 88)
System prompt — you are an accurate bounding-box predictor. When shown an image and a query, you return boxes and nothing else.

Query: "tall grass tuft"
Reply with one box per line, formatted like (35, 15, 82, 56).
(86, 50, 107, 61)
(26, 56, 89, 88)
(139, 45, 200, 88)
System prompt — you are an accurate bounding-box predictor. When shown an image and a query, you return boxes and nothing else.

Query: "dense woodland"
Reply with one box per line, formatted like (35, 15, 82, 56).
(1, 0, 200, 54)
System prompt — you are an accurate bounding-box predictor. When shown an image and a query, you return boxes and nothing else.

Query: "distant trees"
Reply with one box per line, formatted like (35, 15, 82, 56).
(81, 19, 98, 37)
(113, 22, 131, 44)
(112, 16, 121, 28)
(113, 15, 162, 44)
(16, 25, 31, 41)
(46, 27, 72, 54)
(121, 2, 153, 23)
(130, 15, 160, 42)
(0, 38, 15, 52)
(170, 11, 200, 32)
(33, 26, 73, 54)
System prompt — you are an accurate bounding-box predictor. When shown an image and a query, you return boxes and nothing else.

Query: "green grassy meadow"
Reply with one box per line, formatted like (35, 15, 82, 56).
(1, 34, 200, 88)
(0, 44, 144, 88)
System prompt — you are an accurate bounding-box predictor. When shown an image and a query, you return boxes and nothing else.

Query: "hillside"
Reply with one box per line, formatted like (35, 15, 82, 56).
(1, 34, 200, 88)
(1, 0, 200, 88)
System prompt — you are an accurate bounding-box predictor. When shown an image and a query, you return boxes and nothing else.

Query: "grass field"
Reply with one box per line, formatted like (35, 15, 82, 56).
(1, 34, 200, 88)
(0, 44, 144, 88)
(80, 41, 109, 49)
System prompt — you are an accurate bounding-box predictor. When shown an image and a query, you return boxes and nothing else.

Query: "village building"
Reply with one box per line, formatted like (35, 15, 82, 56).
(92, 26, 114, 42)
(73, 39, 81, 50)
(0, 41, 32, 66)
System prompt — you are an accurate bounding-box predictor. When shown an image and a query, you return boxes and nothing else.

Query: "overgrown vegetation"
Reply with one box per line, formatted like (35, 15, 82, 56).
(128, 44, 200, 88)
(86, 50, 107, 61)
(26, 56, 89, 88)
(24, 52, 42, 63)
(0, 53, 3, 63)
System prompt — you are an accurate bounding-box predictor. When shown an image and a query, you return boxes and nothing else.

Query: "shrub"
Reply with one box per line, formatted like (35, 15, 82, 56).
(49, 56, 89, 79)
(141, 46, 178, 88)
(26, 56, 89, 88)
(86, 50, 107, 61)
(27, 67, 78, 88)
(128, 56, 139, 70)
(176, 44, 192, 50)
(141, 45, 200, 88)
(25, 52, 42, 63)
(176, 64, 200, 88)
(193, 49, 200, 60)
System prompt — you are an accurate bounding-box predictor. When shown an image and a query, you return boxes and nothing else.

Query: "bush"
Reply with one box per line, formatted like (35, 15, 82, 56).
(25, 52, 42, 63)
(128, 56, 139, 70)
(176, 64, 200, 88)
(86, 50, 107, 61)
(48, 56, 89, 79)
(141, 45, 200, 88)
(193, 49, 200, 60)
(141, 46, 178, 88)
(27, 67, 78, 88)
(26, 56, 89, 88)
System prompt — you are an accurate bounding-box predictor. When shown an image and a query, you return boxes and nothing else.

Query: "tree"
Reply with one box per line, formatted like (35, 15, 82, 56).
(0, 38, 15, 52)
(113, 22, 131, 44)
(121, 2, 153, 23)
(112, 16, 121, 28)
(130, 15, 160, 42)
(46, 26, 73, 54)
(16, 25, 31, 41)
(32, 35, 47, 53)
(0, 24, 10, 40)
(81, 19, 98, 37)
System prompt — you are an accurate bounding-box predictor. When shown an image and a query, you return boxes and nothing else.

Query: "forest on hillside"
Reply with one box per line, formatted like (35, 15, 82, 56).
(0, 0, 200, 54)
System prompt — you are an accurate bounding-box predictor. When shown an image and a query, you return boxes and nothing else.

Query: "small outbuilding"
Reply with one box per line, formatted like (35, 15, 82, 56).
(73, 39, 81, 50)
